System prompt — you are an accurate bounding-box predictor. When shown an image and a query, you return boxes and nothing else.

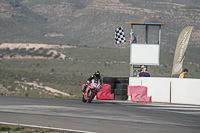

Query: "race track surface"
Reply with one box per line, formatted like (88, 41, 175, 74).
(0, 96, 200, 133)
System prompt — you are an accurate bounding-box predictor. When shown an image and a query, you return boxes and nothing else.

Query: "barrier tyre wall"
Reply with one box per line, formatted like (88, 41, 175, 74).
(116, 83, 128, 90)
(103, 77, 129, 99)
(115, 95, 128, 100)
(114, 89, 127, 95)
(111, 89, 115, 94)
(103, 77, 117, 94)
(103, 77, 117, 83)
(116, 77, 129, 84)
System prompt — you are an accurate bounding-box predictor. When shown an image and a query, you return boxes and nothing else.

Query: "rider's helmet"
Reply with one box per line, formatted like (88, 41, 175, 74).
(94, 71, 100, 78)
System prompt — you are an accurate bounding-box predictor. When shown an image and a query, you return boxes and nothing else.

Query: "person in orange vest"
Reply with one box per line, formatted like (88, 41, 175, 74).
(179, 69, 188, 78)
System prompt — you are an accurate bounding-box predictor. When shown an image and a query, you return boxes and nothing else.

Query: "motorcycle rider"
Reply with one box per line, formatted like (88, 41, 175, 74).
(82, 71, 102, 93)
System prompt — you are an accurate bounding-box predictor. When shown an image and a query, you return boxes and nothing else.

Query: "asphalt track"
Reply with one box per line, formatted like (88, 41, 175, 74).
(0, 96, 200, 133)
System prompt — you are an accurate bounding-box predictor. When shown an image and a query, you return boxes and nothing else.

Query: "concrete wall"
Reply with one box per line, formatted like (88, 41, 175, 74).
(129, 77, 200, 105)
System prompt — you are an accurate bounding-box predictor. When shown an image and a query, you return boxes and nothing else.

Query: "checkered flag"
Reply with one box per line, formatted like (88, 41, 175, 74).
(115, 26, 126, 44)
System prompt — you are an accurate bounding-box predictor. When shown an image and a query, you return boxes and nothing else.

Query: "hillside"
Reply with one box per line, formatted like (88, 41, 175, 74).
(0, 0, 200, 99)
(0, 43, 200, 98)
(0, 0, 199, 48)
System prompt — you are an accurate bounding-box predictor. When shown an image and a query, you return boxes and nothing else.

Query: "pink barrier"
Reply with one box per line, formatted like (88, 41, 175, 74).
(97, 84, 114, 100)
(100, 84, 112, 93)
(97, 92, 114, 100)
(128, 86, 151, 103)
(82, 84, 86, 94)
(82, 84, 114, 100)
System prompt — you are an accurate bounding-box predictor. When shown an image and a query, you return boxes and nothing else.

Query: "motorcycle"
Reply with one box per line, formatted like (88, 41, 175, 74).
(82, 79, 101, 103)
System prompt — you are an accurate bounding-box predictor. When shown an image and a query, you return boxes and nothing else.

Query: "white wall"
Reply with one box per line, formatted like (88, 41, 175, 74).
(129, 77, 200, 105)
(171, 78, 200, 105)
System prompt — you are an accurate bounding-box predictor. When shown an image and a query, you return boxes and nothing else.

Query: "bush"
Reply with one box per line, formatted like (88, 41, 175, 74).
(0, 125, 10, 131)
(54, 54, 60, 59)
(10, 53, 16, 57)
(11, 126, 24, 131)
(11, 48, 19, 52)
(45, 52, 53, 57)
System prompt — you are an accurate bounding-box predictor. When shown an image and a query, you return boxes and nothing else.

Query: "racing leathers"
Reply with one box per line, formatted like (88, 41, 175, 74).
(82, 75, 102, 93)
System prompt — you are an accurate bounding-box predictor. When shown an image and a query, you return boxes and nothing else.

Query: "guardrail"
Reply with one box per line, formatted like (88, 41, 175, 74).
(129, 77, 200, 105)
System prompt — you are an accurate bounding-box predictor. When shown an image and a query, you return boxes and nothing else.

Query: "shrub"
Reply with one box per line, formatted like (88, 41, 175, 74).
(0, 125, 10, 131)
(54, 54, 60, 59)
(45, 52, 53, 57)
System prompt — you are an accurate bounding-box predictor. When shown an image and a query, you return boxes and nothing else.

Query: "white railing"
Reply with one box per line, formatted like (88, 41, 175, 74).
(129, 77, 200, 105)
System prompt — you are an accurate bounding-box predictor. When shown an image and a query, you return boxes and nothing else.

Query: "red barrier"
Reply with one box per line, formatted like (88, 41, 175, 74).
(82, 84, 86, 94)
(97, 84, 114, 100)
(128, 86, 151, 103)
(100, 84, 112, 93)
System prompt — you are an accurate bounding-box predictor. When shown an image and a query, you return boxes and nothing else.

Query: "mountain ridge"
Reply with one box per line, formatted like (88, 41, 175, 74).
(0, 0, 199, 48)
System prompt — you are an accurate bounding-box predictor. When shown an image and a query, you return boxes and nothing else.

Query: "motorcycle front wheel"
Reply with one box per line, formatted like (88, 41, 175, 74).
(88, 90, 95, 103)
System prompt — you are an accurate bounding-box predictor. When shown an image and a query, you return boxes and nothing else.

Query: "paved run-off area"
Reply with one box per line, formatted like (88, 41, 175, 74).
(0, 96, 200, 133)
